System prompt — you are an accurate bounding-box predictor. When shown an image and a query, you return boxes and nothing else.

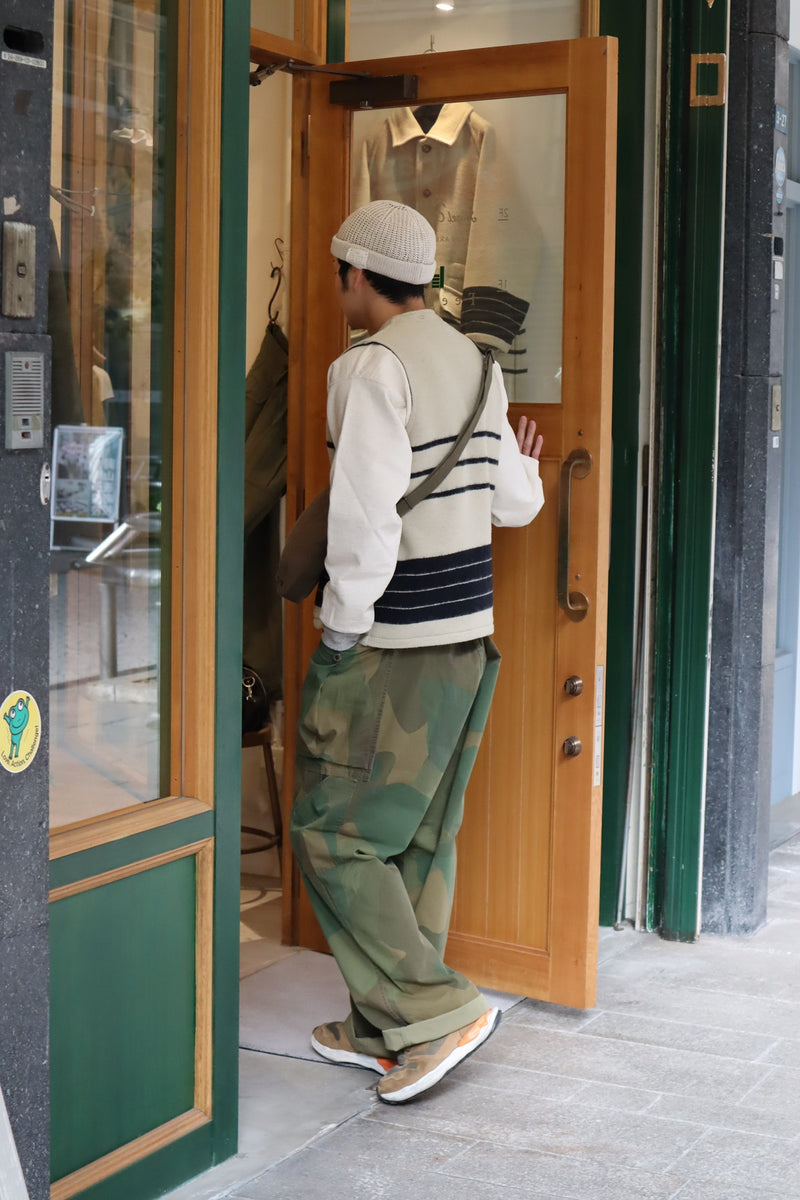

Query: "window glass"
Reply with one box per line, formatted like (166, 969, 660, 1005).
(49, 0, 170, 826)
(251, 0, 297, 40)
(349, 0, 582, 58)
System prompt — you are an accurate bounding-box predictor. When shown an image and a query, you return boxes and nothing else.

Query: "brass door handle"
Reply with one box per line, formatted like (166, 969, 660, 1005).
(558, 448, 592, 622)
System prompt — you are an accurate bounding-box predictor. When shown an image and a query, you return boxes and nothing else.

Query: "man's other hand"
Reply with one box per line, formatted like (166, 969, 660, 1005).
(516, 415, 543, 460)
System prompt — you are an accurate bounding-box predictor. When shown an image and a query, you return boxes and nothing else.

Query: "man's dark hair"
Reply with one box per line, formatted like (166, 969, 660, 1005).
(337, 259, 426, 304)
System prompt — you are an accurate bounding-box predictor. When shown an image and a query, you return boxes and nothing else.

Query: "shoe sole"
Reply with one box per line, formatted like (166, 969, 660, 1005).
(377, 1007, 502, 1104)
(310, 1033, 394, 1075)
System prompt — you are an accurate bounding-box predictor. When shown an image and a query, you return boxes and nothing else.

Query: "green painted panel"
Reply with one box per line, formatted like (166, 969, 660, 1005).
(209, 0, 251, 1165)
(50, 857, 196, 1182)
(327, 0, 347, 62)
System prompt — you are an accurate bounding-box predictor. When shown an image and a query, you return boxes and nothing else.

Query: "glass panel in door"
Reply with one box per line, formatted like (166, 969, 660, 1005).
(352, 95, 566, 404)
(49, 0, 170, 827)
(251, 0, 300, 41)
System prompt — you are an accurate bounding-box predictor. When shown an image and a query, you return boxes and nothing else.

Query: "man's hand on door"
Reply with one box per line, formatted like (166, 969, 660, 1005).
(516, 415, 543, 460)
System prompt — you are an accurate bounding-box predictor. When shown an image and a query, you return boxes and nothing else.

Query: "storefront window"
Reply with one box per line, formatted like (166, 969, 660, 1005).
(349, 0, 584, 58)
(49, 0, 170, 827)
(353, 95, 566, 404)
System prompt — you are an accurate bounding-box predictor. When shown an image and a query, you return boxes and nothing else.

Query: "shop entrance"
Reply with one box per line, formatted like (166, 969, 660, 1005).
(282, 37, 618, 1009)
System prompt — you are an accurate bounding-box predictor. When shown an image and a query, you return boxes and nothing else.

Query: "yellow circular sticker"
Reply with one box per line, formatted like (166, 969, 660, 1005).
(1, 692, 42, 774)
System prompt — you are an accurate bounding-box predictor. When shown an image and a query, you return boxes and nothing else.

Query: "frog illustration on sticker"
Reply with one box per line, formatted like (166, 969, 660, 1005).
(1, 691, 42, 773)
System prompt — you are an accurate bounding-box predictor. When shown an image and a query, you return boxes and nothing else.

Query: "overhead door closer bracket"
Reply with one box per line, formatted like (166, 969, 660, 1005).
(250, 57, 417, 110)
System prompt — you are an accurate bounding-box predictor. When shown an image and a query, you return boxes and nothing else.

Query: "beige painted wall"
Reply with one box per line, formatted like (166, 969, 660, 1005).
(246, 69, 292, 368)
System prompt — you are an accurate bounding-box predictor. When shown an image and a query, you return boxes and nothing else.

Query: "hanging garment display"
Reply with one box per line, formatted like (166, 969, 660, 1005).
(242, 320, 288, 700)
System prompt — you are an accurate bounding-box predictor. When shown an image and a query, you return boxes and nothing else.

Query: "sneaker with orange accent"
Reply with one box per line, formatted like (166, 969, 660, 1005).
(311, 1021, 396, 1075)
(376, 1007, 501, 1104)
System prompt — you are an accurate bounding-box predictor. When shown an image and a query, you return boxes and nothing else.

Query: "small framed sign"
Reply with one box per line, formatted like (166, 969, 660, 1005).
(50, 425, 124, 546)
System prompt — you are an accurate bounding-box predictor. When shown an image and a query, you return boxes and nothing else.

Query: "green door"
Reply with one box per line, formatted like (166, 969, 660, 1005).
(47, 2, 246, 1197)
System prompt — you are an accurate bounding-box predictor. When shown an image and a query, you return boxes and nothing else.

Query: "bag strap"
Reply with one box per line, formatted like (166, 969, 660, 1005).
(396, 349, 494, 516)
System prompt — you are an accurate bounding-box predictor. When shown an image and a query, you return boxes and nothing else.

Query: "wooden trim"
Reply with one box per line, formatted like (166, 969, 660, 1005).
(582, 0, 601, 38)
(446, 933, 549, 995)
(689, 52, 727, 108)
(170, 0, 190, 795)
(50, 1109, 210, 1200)
(250, 28, 324, 67)
(194, 839, 214, 1114)
(49, 838, 212, 902)
(49, 796, 210, 860)
(176, 2, 222, 805)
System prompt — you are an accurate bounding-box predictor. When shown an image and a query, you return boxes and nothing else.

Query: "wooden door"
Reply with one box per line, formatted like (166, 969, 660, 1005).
(285, 38, 617, 1009)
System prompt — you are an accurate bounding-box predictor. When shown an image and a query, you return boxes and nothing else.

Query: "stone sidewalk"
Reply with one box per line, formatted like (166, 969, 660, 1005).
(168, 833, 800, 1200)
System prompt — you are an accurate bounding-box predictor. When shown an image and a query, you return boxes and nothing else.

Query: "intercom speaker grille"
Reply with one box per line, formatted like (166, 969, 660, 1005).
(5, 351, 44, 449)
(11, 355, 43, 409)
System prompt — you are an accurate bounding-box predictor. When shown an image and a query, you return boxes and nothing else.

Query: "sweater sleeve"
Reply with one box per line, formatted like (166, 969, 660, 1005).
(320, 348, 413, 637)
(489, 364, 545, 528)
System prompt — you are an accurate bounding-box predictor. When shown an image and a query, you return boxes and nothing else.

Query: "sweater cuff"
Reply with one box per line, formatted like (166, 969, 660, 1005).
(321, 628, 360, 652)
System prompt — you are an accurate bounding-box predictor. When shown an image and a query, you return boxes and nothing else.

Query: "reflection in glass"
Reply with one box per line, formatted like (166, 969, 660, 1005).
(352, 96, 566, 404)
(349, 0, 582, 58)
(49, 0, 169, 827)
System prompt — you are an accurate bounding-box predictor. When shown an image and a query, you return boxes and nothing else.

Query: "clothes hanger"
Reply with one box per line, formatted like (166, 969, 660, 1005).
(268, 237, 284, 326)
(49, 184, 97, 218)
(411, 103, 444, 134)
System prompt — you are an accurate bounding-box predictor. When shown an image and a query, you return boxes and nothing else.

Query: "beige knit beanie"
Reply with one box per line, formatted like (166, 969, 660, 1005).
(331, 201, 437, 284)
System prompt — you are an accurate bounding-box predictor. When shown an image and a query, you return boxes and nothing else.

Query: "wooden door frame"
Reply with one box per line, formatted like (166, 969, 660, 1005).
(283, 39, 617, 1007)
(49, 0, 221, 862)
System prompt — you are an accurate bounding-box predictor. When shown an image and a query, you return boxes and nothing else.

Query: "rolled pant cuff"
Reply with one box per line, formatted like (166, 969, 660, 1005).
(382, 993, 491, 1053)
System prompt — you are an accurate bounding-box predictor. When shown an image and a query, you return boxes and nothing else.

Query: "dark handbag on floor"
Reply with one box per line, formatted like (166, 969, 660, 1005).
(276, 349, 494, 603)
(242, 663, 270, 734)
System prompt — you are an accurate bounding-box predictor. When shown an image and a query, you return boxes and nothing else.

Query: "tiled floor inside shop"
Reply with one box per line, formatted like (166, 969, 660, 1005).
(163, 826, 800, 1200)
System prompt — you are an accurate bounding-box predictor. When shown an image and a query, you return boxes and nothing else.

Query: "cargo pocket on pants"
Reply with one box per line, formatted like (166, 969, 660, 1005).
(296, 642, 392, 780)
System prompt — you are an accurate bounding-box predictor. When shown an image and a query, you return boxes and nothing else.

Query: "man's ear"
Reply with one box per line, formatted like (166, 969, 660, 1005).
(349, 267, 367, 291)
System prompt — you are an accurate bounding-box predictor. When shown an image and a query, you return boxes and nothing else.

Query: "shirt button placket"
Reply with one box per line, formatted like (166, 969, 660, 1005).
(417, 139, 433, 210)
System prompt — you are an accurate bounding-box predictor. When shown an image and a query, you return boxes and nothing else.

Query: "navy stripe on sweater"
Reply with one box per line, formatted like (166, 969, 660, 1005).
(409, 455, 499, 480)
(411, 430, 501, 453)
(374, 545, 493, 626)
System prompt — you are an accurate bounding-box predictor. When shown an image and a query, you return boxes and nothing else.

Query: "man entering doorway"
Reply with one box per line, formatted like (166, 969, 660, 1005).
(290, 201, 544, 1104)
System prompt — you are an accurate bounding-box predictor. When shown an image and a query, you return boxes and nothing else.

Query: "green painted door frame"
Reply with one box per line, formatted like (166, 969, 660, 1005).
(650, 0, 729, 940)
(597, 0, 648, 927)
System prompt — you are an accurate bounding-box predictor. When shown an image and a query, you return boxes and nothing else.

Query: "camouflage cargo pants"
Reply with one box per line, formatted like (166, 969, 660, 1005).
(290, 637, 500, 1055)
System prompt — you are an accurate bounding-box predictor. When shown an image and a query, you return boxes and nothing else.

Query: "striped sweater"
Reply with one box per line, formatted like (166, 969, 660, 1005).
(320, 309, 543, 648)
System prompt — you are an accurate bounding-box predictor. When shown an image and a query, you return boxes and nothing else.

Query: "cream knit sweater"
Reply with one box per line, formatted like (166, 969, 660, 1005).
(320, 309, 543, 649)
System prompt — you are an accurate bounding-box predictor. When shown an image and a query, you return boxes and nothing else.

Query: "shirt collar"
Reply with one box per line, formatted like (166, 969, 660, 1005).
(388, 102, 473, 148)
